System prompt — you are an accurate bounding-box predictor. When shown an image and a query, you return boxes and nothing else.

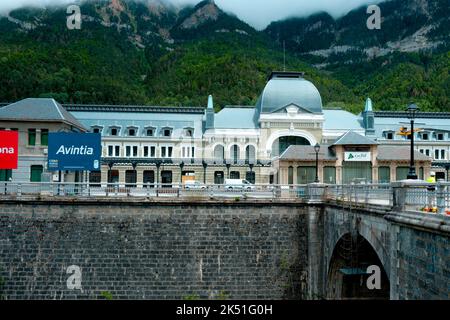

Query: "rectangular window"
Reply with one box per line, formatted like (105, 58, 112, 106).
(108, 146, 113, 157)
(108, 170, 119, 184)
(168, 147, 173, 158)
(386, 132, 393, 140)
(150, 146, 155, 158)
(30, 165, 43, 182)
(437, 133, 444, 141)
(89, 172, 101, 187)
(396, 167, 409, 181)
(0, 169, 12, 181)
(40, 129, 48, 146)
(143, 146, 149, 158)
(133, 146, 138, 157)
(378, 167, 391, 183)
(126, 146, 131, 157)
(441, 150, 446, 160)
(324, 166, 336, 184)
(435, 149, 439, 160)
(422, 133, 429, 140)
(161, 147, 166, 158)
(28, 129, 36, 146)
(115, 146, 120, 157)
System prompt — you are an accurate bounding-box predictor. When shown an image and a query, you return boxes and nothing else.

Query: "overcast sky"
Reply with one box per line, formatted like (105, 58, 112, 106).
(0, 0, 387, 29)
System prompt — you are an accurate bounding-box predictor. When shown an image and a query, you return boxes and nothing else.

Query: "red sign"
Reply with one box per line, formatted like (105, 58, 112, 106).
(0, 130, 18, 169)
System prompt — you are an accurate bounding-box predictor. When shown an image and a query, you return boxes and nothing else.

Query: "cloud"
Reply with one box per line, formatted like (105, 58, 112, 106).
(0, 0, 387, 29)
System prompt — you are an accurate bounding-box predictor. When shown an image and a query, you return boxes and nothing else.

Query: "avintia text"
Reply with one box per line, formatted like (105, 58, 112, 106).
(56, 145, 94, 155)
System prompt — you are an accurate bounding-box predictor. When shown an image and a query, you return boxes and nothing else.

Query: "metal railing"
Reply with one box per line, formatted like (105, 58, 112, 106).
(323, 183, 393, 207)
(0, 182, 313, 201)
(0, 181, 448, 215)
(393, 181, 450, 215)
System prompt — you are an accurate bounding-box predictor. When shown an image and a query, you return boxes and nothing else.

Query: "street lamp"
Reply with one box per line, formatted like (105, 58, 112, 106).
(407, 103, 419, 180)
(314, 143, 321, 183)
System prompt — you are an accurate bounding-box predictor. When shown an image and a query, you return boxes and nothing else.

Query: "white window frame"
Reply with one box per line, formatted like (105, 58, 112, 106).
(125, 144, 139, 158)
(160, 145, 173, 158)
(143, 145, 156, 158)
(181, 145, 195, 159)
(107, 144, 121, 157)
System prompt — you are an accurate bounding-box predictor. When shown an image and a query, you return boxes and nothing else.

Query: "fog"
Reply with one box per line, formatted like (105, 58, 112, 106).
(0, 0, 387, 29)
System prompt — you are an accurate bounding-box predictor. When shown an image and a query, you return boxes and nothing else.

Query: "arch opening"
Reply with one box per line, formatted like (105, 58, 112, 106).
(327, 233, 390, 300)
(272, 136, 310, 157)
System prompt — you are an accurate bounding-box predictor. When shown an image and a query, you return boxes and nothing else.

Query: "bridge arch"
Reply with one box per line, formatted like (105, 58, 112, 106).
(326, 232, 390, 299)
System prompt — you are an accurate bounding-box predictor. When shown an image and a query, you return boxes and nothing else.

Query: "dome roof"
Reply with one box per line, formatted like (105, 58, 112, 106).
(256, 72, 323, 115)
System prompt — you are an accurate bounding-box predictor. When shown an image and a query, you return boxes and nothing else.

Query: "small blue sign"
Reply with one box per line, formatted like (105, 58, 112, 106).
(48, 133, 102, 171)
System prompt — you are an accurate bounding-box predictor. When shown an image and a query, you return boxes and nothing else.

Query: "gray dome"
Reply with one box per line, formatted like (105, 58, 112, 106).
(256, 73, 323, 115)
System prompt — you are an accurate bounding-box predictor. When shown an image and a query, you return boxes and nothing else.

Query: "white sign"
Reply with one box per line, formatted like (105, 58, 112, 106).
(344, 152, 371, 162)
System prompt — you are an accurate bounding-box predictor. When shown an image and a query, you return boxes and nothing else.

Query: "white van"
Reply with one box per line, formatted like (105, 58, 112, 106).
(224, 179, 255, 191)
(184, 180, 207, 190)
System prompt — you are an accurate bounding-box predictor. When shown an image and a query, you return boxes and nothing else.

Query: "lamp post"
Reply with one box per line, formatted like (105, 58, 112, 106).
(314, 143, 321, 183)
(407, 103, 419, 180)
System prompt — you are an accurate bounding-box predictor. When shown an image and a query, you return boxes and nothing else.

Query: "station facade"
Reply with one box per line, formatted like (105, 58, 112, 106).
(0, 71, 448, 185)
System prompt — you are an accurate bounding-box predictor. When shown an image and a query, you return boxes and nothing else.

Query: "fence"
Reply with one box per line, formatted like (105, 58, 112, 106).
(0, 181, 449, 215)
(392, 181, 450, 215)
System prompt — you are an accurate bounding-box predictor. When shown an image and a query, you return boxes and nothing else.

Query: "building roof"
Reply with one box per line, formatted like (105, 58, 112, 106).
(333, 130, 377, 146)
(256, 72, 323, 116)
(377, 145, 432, 161)
(279, 145, 337, 161)
(71, 110, 204, 138)
(374, 115, 450, 138)
(323, 109, 363, 130)
(64, 104, 205, 114)
(214, 106, 258, 129)
(0, 98, 86, 131)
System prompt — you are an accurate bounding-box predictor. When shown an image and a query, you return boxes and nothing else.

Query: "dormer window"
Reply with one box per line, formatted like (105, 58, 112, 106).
(146, 128, 154, 137)
(91, 126, 103, 134)
(421, 133, 429, 140)
(184, 128, 194, 137)
(128, 129, 136, 137)
(437, 133, 445, 141)
(386, 132, 394, 140)
(162, 128, 172, 137)
(111, 128, 118, 136)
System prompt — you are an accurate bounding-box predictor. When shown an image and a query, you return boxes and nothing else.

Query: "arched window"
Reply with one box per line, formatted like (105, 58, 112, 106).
(245, 145, 256, 164)
(271, 136, 310, 157)
(230, 145, 240, 164)
(214, 145, 225, 161)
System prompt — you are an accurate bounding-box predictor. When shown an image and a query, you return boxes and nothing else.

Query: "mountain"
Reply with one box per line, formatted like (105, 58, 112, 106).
(0, 0, 448, 113)
(265, 0, 449, 65)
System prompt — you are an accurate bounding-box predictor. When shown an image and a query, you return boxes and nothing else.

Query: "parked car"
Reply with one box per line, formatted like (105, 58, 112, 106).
(224, 179, 256, 191)
(184, 180, 207, 190)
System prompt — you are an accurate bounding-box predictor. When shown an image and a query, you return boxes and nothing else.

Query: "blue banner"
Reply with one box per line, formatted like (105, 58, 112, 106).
(48, 133, 102, 171)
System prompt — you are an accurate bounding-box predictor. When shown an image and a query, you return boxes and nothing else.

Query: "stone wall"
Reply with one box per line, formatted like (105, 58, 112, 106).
(0, 200, 310, 300)
(391, 223, 449, 299)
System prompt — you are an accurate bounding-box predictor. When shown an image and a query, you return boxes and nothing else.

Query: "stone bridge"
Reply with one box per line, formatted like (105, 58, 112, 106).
(0, 196, 448, 300)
